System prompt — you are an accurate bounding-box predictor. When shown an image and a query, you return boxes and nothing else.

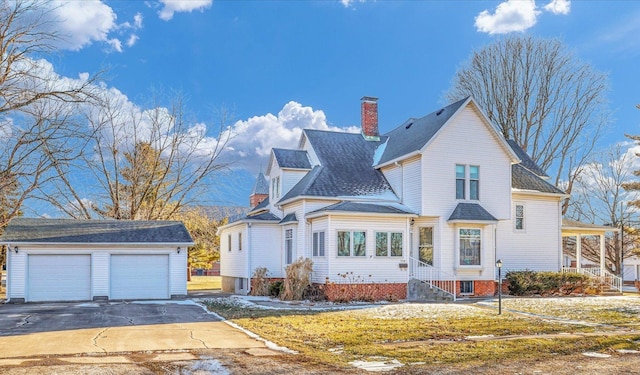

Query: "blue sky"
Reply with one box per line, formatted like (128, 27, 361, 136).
(24, 0, 640, 210)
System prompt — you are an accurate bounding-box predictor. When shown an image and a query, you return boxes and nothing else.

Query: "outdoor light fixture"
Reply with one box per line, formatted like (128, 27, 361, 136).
(14, 246, 18, 254)
(177, 247, 181, 254)
(496, 259, 503, 315)
(410, 218, 415, 226)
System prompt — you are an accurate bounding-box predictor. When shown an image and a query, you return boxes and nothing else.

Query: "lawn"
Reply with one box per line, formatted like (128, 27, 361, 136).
(204, 297, 640, 372)
(187, 275, 221, 290)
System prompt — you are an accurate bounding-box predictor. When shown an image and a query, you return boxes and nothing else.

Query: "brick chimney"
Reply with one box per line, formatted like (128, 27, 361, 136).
(361, 96, 380, 141)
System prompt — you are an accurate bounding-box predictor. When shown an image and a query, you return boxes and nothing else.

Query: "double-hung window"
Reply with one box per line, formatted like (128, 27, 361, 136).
(227, 234, 232, 252)
(337, 231, 366, 257)
(456, 165, 466, 199)
(375, 232, 403, 257)
(456, 164, 480, 200)
(238, 233, 242, 251)
(419, 227, 434, 266)
(459, 228, 481, 266)
(285, 229, 293, 264)
(515, 203, 525, 230)
(313, 231, 325, 257)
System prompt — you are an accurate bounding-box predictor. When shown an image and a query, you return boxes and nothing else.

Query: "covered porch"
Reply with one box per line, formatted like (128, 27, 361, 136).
(561, 219, 622, 292)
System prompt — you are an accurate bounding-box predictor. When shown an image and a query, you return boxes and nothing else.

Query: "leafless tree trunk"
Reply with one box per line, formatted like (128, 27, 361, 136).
(446, 35, 610, 214)
(44, 90, 233, 220)
(566, 144, 639, 273)
(0, 0, 101, 229)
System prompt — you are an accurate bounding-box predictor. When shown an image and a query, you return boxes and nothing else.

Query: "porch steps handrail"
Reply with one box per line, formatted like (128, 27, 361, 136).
(408, 257, 456, 301)
(562, 267, 622, 292)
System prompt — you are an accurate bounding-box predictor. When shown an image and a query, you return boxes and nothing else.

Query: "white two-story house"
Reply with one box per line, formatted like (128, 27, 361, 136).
(219, 96, 566, 300)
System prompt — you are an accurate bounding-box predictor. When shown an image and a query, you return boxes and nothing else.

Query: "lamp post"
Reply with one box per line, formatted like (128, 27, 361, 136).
(496, 259, 503, 315)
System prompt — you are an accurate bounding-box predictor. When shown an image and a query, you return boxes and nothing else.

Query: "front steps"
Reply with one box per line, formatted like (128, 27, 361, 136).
(407, 278, 455, 302)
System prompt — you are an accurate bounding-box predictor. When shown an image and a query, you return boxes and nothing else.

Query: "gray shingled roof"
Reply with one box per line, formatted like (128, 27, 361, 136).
(250, 196, 270, 212)
(506, 140, 549, 178)
(251, 172, 269, 195)
(512, 164, 565, 195)
(309, 201, 415, 215)
(0, 218, 193, 244)
(279, 130, 396, 202)
(279, 213, 298, 224)
(448, 203, 497, 222)
(229, 210, 280, 224)
(272, 148, 311, 170)
(376, 97, 469, 166)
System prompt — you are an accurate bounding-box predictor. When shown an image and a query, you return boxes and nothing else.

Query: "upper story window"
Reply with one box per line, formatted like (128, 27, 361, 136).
(515, 203, 525, 230)
(470, 166, 479, 200)
(456, 165, 465, 199)
(285, 228, 294, 264)
(238, 232, 242, 251)
(272, 176, 281, 199)
(337, 231, 366, 257)
(456, 164, 479, 200)
(227, 234, 232, 252)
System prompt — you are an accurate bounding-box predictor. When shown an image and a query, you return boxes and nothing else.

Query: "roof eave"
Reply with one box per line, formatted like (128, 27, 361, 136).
(375, 150, 422, 169)
(306, 211, 418, 220)
(5, 241, 195, 247)
(447, 219, 498, 224)
(512, 188, 569, 198)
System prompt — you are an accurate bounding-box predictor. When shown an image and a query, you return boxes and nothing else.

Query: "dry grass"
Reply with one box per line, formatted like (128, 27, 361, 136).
(487, 296, 640, 326)
(187, 275, 221, 290)
(203, 299, 640, 369)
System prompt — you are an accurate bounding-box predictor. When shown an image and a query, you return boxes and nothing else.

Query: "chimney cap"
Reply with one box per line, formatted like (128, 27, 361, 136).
(361, 96, 378, 102)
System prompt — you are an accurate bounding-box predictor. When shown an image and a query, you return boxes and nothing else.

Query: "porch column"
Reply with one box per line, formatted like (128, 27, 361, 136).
(600, 234, 606, 275)
(576, 234, 582, 272)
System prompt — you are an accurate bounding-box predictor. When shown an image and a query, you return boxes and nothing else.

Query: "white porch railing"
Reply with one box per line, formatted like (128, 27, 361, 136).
(562, 267, 623, 292)
(409, 257, 456, 301)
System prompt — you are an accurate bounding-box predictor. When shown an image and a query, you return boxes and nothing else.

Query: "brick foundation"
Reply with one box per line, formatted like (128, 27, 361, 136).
(321, 282, 406, 302)
(457, 280, 496, 297)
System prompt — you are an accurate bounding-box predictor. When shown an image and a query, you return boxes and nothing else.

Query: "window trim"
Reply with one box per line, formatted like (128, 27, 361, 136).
(469, 165, 479, 200)
(460, 280, 474, 295)
(418, 226, 434, 266)
(285, 228, 294, 264)
(515, 202, 525, 231)
(458, 228, 482, 267)
(375, 231, 403, 257)
(455, 164, 466, 200)
(313, 231, 326, 257)
(456, 164, 480, 201)
(337, 230, 367, 257)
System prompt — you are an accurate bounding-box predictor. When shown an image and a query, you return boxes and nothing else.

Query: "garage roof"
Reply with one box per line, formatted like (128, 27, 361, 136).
(0, 218, 194, 244)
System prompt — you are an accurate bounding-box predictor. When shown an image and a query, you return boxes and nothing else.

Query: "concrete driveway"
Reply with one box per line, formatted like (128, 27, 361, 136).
(0, 300, 268, 360)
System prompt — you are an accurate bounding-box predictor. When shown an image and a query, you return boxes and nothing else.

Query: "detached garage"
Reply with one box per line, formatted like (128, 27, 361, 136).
(1, 218, 194, 303)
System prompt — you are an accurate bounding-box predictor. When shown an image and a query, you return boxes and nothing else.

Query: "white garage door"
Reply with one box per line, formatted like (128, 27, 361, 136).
(28, 255, 91, 302)
(110, 255, 169, 299)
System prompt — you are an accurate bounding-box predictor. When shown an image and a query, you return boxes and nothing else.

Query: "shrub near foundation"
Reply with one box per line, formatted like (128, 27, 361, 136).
(506, 270, 592, 296)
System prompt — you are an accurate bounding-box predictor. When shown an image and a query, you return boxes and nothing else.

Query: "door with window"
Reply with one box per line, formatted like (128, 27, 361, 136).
(417, 226, 434, 266)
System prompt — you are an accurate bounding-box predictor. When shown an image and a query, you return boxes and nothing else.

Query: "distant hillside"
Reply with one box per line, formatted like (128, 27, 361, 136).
(200, 206, 250, 221)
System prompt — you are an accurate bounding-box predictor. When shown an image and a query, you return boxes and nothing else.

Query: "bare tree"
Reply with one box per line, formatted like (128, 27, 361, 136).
(446, 35, 610, 213)
(44, 91, 232, 220)
(565, 144, 640, 273)
(0, 0, 100, 228)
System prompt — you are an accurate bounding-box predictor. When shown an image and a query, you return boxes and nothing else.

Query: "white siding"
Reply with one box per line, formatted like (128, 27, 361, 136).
(8, 250, 26, 300)
(421, 105, 512, 220)
(402, 156, 422, 213)
(249, 224, 283, 277)
(92, 251, 110, 297)
(219, 224, 248, 278)
(309, 217, 329, 283)
(170, 250, 187, 295)
(282, 170, 308, 198)
(381, 165, 402, 199)
(326, 215, 410, 283)
(497, 194, 562, 272)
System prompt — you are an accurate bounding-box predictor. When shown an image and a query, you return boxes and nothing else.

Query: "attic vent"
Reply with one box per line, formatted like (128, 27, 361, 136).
(435, 108, 445, 116)
(405, 122, 413, 129)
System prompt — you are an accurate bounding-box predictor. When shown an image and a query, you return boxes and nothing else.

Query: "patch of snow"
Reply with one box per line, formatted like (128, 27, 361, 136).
(132, 300, 199, 305)
(350, 359, 404, 372)
(182, 357, 230, 375)
(372, 139, 388, 166)
(224, 320, 298, 355)
(75, 303, 99, 308)
(617, 349, 640, 354)
(582, 352, 611, 358)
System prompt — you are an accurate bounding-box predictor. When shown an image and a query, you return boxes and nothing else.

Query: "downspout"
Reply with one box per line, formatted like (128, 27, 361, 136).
(247, 223, 252, 295)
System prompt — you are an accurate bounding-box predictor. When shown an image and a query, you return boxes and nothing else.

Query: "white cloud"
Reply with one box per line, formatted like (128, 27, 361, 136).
(158, 0, 213, 21)
(475, 0, 540, 34)
(106, 38, 123, 53)
(51, 0, 118, 50)
(127, 34, 140, 47)
(223, 101, 359, 170)
(544, 0, 570, 15)
(340, 0, 366, 8)
(134, 13, 144, 28)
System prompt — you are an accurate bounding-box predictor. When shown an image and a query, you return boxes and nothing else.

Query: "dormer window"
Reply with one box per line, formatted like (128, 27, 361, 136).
(272, 176, 280, 199)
